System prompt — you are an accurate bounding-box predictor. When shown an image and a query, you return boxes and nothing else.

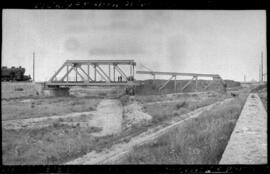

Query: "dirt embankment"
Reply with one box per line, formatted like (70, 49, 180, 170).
(122, 101, 152, 131)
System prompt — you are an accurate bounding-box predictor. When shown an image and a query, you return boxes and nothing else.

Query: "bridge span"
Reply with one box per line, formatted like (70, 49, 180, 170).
(46, 59, 136, 88)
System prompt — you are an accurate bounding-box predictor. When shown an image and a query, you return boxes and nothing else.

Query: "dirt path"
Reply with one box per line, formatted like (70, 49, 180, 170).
(2, 111, 97, 130)
(219, 93, 267, 164)
(66, 98, 233, 164)
(2, 99, 123, 134)
(165, 91, 211, 98)
(144, 99, 189, 106)
(89, 99, 123, 137)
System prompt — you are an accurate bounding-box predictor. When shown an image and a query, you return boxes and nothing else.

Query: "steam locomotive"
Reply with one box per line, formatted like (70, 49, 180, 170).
(1, 66, 31, 81)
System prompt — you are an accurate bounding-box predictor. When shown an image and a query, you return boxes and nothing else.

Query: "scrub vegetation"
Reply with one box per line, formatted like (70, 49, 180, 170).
(120, 95, 247, 164)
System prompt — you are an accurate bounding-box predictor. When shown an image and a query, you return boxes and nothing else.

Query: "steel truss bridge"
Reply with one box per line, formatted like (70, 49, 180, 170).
(45, 60, 136, 88)
(45, 59, 225, 94)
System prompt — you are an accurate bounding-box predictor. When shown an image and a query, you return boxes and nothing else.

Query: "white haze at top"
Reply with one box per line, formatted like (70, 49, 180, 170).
(2, 10, 266, 82)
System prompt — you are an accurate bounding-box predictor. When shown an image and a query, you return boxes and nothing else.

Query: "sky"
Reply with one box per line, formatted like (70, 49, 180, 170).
(2, 10, 266, 82)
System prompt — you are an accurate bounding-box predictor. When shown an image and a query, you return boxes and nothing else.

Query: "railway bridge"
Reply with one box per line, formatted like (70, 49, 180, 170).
(43, 59, 136, 96)
(43, 59, 225, 96)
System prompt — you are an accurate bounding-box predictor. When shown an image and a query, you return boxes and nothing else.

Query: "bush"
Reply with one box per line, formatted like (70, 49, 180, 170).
(119, 95, 130, 106)
(175, 101, 186, 110)
(53, 122, 61, 128)
(88, 107, 95, 111)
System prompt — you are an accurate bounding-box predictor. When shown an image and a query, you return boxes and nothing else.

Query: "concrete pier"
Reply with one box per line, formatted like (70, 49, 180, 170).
(220, 93, 267, 164)
(43, 87, 70, 97)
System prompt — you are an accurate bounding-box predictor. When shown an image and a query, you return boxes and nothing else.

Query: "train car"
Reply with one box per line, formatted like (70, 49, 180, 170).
(1, 66, 31, 81)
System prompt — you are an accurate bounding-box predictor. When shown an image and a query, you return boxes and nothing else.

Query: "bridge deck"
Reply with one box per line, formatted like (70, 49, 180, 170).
(46, 81, 136, 87)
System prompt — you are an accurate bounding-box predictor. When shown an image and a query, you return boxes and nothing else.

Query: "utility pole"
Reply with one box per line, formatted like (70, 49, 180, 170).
(261, 52, 263, 82)
(33, 52, 35, 82)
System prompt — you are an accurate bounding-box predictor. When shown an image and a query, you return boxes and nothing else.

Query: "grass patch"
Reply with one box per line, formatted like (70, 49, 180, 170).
(119, 95, 130, 106)
(2, 125, 104, 165)
(121, 96, 246, 164)
(143, 94, 229, 125)
(2, 98, 100, 121)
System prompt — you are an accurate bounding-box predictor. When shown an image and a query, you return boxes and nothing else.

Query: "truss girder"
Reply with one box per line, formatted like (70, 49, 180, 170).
(48, 59, 135, 86)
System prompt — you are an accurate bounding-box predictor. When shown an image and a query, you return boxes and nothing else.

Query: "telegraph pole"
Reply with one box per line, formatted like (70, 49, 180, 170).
(261, 52, 263, 82)
(33, 52, 35, 82)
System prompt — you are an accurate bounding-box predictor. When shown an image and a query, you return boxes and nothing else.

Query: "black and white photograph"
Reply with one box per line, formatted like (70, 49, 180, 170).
(1, 9, 267, 166)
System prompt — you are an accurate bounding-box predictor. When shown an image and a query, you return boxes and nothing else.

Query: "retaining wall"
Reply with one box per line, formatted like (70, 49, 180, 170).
(219, 93, 267, 164)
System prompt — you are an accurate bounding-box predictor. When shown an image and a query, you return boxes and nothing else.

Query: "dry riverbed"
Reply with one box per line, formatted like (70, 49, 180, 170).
(2, 91, 233, 164)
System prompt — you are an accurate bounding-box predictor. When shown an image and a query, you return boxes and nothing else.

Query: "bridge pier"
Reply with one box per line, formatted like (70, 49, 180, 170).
(43, 87, 70, 97)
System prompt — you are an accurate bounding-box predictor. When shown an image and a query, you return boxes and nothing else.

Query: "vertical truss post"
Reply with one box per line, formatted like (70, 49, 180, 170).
(115, 65, 128, 81)
(74, 66, 86, 81)
(94, 64, 96, 81)
(60, 66, 74, 81)
(174, 75, 177, 92)
(66, 65, 69, 82)
(75, 66, 78, 82)
(77, 65, 93, 81)
(113, 64, 116, 82)
(195, 76, 198, 91)
(109, 64, 111, 80)
(133, 64, 135, 77)
(87, 65, 90, 82)
(130, 64, 132, 77)
(95, 65, 111, 82)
